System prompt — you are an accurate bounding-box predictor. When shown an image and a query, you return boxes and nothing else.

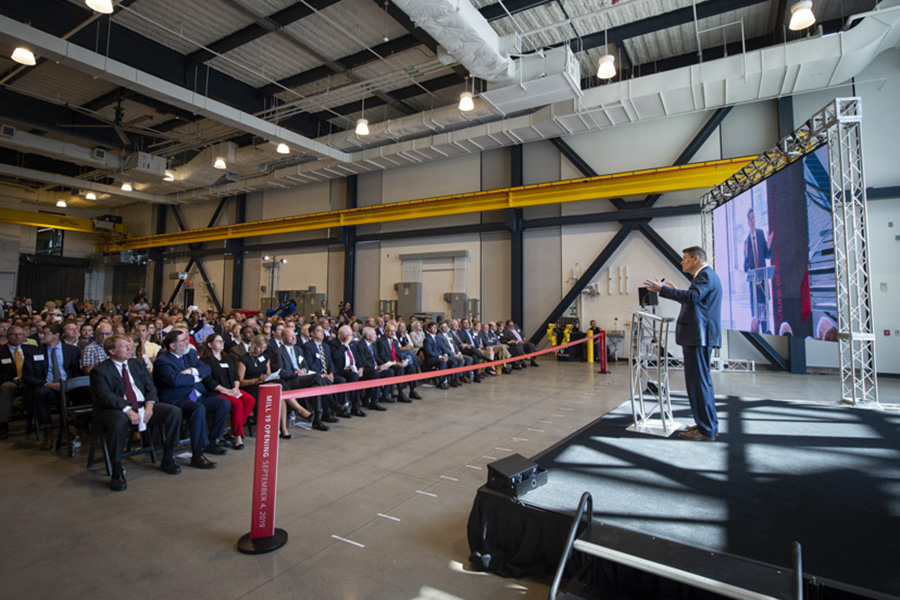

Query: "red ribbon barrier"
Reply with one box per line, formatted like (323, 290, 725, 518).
(281, 332, 606, 402)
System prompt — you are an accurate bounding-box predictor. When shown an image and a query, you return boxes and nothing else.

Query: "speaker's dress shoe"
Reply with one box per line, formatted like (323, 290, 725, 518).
(397, 393, 411, 403)
(110, 473, 127, 492)
(312, 422, 330, 431)
(678, 429, 715, 442)
(322, 414, 339, 423)
(160, 459, 181, 475)
(279, 432, 292, 439)
(337, 408, 352, 419)
(350, 408, 367, 417)
(409, 390, 422, 400)
(369, 402, 387, 411)
(530, 360, 540, 367)
(203, 443, 227, 456)
(190, 455, 217, 469)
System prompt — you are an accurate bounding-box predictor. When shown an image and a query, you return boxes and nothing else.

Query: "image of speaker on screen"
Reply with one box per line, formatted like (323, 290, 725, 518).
(742, 207, 775, 334)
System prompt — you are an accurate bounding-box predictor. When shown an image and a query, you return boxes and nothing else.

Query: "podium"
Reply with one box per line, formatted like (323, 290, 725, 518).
(628, 311, 680, 437)
(747, 266, 775, 334)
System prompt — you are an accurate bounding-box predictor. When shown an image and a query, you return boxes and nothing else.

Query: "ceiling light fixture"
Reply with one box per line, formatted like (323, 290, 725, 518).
(789, 1, 816, 31)
(85, 0, 114, 14)
(597, 55, 616, 79)
(356, 95, 370, 136)
(163, 170, 175, 181)
(459, 91, 474, 112)
(121, 182, 132, 192)
(597, 25, 616, 80)
(56, 199, 67, 208)
(214, 157, 227, 169)
(85, 192, 97, 200)
(11, 47, 36, 66)
(276, 142, 290, 154)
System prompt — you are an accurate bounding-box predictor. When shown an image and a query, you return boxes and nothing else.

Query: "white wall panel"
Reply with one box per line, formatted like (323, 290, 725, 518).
(355, 241, 381, 318)
(523, 227, 561, 335)
(480, 232, 510, 322)
(382, 153, 480, 203)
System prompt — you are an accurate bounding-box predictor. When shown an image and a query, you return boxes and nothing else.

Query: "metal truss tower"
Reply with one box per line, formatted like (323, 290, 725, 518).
(700, 97, 878, 406)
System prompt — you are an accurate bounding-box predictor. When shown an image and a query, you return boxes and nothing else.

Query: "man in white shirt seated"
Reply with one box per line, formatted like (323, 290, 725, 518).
(90, 334, 183, 491)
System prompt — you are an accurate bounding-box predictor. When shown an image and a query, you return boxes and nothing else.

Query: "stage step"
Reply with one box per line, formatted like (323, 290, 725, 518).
(572, 522, 794, 600)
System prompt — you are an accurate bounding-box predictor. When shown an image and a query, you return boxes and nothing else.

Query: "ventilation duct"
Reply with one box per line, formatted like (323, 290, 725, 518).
(391, 0, 512, 81)
(0, 126, 122, 169)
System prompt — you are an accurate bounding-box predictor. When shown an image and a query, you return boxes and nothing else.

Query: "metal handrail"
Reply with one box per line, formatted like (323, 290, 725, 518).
(793, 541, 803, 600)
(548, 491, 593, 600)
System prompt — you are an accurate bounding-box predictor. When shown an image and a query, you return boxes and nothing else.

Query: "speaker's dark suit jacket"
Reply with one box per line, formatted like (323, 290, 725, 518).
(658, 266, 723, 348)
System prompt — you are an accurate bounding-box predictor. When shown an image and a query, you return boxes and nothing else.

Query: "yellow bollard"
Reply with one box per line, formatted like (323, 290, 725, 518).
(587, 333, 594, 363)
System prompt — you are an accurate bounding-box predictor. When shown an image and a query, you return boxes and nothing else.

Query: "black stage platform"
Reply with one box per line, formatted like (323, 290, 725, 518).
(468, 396, 900, 598)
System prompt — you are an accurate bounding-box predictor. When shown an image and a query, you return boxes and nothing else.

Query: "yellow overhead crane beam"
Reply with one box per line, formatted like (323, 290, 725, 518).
(0, 207, 127, 236)
(99, 156, 754, 252)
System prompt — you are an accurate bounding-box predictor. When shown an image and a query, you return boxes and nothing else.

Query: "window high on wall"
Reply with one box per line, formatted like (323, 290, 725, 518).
(35, 226, 64, 256)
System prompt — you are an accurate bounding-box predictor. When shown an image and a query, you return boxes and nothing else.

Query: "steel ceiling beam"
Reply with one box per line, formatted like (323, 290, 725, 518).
(0, 0, 264, 119)
(99, 157, 752, 251)
(576, 0, 769, 52)
(185, 0, 341, 66)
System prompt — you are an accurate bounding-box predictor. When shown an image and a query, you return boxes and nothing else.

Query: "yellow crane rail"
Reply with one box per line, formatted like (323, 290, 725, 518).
(99, 156, 754, 252)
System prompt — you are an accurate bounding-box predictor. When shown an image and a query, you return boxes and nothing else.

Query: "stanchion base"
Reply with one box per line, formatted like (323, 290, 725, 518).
(597, 370, 609, 374)
(627, 419, 682, 438)
(238, 529, 288, 554)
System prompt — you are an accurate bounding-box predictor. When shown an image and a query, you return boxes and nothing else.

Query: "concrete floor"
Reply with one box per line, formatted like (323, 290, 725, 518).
(1, 360, 896, 600)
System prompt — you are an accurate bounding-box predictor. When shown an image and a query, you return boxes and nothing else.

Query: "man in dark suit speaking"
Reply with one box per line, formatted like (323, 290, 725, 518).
(91, 335, 183, 491)
(645, 246, 722, 442)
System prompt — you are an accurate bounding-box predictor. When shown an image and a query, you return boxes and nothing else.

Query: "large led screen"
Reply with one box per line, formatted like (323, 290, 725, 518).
(712, 145, 837, 341)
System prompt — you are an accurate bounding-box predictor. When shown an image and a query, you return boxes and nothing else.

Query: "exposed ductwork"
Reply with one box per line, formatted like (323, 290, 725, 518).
(0, 125, 122, 170)
(167, 2, 900, 201)
(1, 2, 899, 203)
(391, 0, 513, 81)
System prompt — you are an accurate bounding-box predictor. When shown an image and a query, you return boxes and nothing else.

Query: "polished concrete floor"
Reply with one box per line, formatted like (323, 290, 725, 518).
(1, 360, 896, 600)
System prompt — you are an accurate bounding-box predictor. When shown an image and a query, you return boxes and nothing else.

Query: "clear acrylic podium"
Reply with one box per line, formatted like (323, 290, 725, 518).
(628, 311, 680, 437)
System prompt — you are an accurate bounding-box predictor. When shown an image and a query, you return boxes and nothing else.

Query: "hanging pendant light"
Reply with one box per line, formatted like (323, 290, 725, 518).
(276, 142, 290, 154)
(788, 1, 816, 31)
(56, 199, 67, 208)
(121, 182, 132, 192)
(11, 47, 36, 66)
(355, 118, 370, 136)
(597, 55, 616, 79)
(214, 157, 227, 169)
(163, 170, 175, 181)
(458, 91, 475, 112)
(85, 192, 97, 200)
(85, 0, 114, 14)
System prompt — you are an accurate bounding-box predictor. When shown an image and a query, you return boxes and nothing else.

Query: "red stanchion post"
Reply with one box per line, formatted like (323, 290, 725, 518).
(238, 383, 288, 554)
(598, 331, 608, 374)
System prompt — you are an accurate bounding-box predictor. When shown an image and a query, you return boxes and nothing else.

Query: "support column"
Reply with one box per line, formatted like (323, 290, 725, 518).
(150, 204, 167, 307)
(230, 194, 246, 310)
(343, 175, 358, 309)
(509, 145, 524, 326)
